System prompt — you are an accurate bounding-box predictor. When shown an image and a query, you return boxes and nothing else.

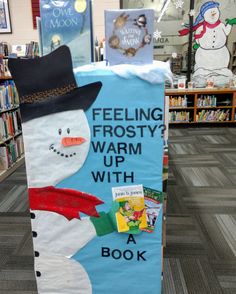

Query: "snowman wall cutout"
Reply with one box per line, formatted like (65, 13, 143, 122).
(179, 1, 236, 86)
(8, 46, 110, 293)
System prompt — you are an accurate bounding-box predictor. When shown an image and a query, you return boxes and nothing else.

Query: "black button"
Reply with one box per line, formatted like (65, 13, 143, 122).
(36, 271, 41, 277)
(32, 231, 38, 238)
(213, 41, 215, 43)
(30, 213, 36, 219)
(35, 251, 40, 257)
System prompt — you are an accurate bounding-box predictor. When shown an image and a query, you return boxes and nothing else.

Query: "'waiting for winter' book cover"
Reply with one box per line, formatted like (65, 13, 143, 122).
(105, 9, 154, 65)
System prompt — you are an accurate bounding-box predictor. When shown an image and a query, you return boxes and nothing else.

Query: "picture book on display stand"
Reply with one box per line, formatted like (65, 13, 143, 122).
(105, 9, 154, 65)
(40, 0, 93, 67)
(9, 44, 171, 293)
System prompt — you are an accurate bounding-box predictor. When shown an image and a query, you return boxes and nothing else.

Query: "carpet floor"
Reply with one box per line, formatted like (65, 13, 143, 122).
(0, 127, 235, 293)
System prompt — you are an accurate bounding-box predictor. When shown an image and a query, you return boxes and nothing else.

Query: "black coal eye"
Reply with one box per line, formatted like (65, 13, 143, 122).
(67, 128, 70, 134)
(58, 129, 62, 135)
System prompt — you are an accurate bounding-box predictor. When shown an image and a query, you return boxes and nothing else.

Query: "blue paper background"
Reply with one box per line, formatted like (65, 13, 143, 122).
(58, 69, 164, 293)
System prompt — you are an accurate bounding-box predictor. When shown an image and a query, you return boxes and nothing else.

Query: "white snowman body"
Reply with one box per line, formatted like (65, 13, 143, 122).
(23, 110, 96, 293)
(193, 6, 233, 86)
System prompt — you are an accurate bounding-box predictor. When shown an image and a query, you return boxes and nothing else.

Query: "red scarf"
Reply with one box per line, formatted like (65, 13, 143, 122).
(29, 186, 104, 220)
(179, 20, 221, 39)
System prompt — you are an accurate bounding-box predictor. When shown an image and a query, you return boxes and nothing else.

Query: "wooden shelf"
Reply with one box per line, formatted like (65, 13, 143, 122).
(196, 120, 234, 123)
(0, 131, 22, 145)
(0, 105, 19, 114)
(0, 76, 24, 182)
(166, 88, 236, 95)
(169, 107, 194, 110)
(166, 88, 236, 125)
(169, 121, 191, 124)
(0, 155, 25, 182)
(0, 76, 12, 80)
(197, 106, 232, 109)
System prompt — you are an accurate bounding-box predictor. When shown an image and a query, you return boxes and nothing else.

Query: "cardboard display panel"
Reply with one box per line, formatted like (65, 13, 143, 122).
(9, 46, 167, 293)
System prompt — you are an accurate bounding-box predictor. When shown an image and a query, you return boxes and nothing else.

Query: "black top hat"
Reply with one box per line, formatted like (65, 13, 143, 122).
(8, 45, 102, 122)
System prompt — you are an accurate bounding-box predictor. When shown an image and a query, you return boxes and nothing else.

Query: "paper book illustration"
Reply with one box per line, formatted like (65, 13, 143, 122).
(179, 1, 236, 86)
(112, 185, 147, 233)
(105, 9, 154, 65)
(142, 187, 164, 233)
(40, 0, 93, 67)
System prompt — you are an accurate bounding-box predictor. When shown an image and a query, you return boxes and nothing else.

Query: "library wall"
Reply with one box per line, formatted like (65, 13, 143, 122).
(0, 0, 120, 48)
(92, 0, 120, 41)
(0, 0, 39, 46)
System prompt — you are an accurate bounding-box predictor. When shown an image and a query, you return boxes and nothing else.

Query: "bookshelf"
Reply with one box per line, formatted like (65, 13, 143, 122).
(0, 74, 24, 182)
(166, 88, 236, 124)
(0, 155, 25, 182)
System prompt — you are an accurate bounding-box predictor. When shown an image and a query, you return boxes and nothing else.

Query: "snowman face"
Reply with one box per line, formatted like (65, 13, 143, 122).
(204, 7, 220, 24)
(22, 109, 90, 187)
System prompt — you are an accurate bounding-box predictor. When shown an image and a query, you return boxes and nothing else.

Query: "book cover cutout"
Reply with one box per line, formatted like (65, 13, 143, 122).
(142, 187, 164, 233)
(105, 9, 154, 65)
(112, 185, 147, 233)
(40, 0, 92, 67)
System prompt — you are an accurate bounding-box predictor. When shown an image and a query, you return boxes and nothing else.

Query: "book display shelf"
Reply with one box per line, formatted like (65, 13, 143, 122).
(166, 88, 236, 124)
(0, 75, 24, 182)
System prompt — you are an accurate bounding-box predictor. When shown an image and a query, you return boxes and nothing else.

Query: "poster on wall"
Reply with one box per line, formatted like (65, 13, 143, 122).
(8, 45, 169, 293)
(40, 0, 93, 67)
(0, 0, 12, 33)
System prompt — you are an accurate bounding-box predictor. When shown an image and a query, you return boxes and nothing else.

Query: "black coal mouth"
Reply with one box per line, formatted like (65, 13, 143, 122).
(49, 144, 77, 158)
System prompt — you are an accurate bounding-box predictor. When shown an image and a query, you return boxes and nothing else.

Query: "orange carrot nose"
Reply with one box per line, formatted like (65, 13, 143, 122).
(61, 137, 86, 147)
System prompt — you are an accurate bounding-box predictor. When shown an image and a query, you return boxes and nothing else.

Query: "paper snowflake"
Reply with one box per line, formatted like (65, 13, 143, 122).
(189, 9, 195, 17)
(153, 29, 162, 40)
(174, 0, 184, 9)
(172, 52, 178, 59)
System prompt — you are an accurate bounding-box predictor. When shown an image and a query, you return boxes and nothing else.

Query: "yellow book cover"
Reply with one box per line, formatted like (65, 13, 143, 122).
(112, 185, 147, 233)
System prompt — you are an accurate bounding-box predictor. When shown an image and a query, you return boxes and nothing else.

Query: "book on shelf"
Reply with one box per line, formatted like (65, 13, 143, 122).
(0, 42, 9, 57)
(196, 109, 231, 122)
(0, 55, 4, 76)
(197, 95, 217, 107)
(25, 41, 39, 58)
(170, 95, 188, 108)
(0, 55, 12, 77)
(40, 0, 93, 67)
(10, 43, 39, 59)
(12, 45, 27, 57)
(169, 111, 190, 122)
(0, 110, 21, 142)
(0, 135, 24, 170)
(0, 81, 19, 110)
(105, 9, 154, 65)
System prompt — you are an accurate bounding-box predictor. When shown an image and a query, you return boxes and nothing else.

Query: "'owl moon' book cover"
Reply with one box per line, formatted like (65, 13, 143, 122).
(105, 9, 154, 65)
(40, 0, 93, 67)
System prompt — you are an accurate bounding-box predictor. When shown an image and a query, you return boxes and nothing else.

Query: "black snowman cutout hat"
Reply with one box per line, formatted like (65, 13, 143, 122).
(8, 45, 102, 123)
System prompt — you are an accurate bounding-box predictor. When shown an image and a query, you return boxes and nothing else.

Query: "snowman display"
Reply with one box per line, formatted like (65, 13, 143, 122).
(8, 46, 112, 293)
(179, 1, 236, 86)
